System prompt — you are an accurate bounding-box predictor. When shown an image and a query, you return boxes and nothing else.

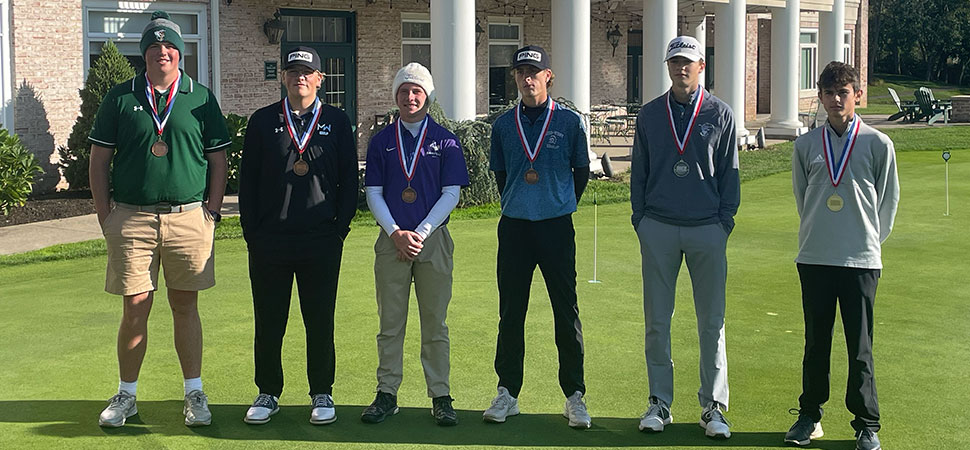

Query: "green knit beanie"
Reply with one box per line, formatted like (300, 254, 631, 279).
(140, 11, 185, 57)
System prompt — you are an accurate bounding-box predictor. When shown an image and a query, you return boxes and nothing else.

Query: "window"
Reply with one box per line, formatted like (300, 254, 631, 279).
(401, 14, 431, 67)
(83, 1, 208, 84)
(799, 30, 818, 91)
(488, 18, 522, 108)
(843, 30, 852, 64)
(284, 15, 348, 43)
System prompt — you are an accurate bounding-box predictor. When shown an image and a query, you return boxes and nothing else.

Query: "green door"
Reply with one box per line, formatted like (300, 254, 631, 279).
(280, 9, 356, 128)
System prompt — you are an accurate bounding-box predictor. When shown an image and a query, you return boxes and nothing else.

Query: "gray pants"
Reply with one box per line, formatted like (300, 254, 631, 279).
(636, 216, 729, 409)
(373, 226, 454, 398)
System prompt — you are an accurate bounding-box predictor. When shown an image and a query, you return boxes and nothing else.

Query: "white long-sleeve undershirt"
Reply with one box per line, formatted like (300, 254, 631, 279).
(365, 185, 461, 239)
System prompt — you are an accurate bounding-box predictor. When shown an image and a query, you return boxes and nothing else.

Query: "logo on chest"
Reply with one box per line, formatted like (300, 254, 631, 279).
(318, 123, 331, 136)
(699, 123, 715, 138)
(133, 105, 144, 112)
(545, 131, 565, 149)
(423, 141, 441, 158)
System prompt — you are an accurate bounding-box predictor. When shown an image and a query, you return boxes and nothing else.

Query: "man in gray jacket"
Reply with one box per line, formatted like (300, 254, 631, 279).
(630, 36, 739, 439)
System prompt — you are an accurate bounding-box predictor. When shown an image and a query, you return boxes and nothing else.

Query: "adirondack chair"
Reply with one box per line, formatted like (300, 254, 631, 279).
(799, 97, 823, 130)
(887, 87, 919, 122)
(914, 87, 952, 125)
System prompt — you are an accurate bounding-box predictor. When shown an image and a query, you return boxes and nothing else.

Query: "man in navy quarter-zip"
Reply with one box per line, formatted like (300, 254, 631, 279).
(630, 36, 739, 439)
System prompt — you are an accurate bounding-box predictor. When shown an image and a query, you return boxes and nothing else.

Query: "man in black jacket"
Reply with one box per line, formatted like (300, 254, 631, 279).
(238, 46, 357, 426)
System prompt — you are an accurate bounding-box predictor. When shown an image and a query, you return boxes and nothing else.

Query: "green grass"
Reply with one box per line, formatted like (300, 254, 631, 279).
(1, 148, 968, 449)
(858, 73, 970, 115)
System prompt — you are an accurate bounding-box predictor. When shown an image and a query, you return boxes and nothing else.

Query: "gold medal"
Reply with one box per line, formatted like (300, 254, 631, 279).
(524, 168, 539, 184)
(293, 159, 309, 176)
(826, 193, 844, 212)
(402, 186, 418, 203)
(151, 139, 169, 157)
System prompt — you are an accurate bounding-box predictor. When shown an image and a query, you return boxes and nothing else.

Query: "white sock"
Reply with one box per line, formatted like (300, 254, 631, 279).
(118, 380, 137, 396)
(184, 377, 203, 395)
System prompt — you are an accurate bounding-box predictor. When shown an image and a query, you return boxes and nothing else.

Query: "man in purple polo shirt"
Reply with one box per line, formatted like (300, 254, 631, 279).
(362, 62, 470, 426)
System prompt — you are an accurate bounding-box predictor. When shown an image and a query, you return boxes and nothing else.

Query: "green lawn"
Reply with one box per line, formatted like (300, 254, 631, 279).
(1, 149, 968, 448)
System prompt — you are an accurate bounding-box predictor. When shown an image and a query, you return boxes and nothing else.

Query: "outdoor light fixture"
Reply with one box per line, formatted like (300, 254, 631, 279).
(264, 11, 285, 45)
(607, 24, 622, 57)
(475, 18, 486, 47)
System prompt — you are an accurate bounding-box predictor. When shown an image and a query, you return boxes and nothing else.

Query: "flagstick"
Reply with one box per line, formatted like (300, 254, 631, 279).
(944, 159, 950, 216)
(588, 190, 601, 284)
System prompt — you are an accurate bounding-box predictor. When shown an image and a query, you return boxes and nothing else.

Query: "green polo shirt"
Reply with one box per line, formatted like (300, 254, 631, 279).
(88, 71, 231, 205)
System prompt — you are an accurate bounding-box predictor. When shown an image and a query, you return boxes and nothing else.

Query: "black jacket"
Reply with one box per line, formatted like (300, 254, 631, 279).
(239, 100, 358, 254)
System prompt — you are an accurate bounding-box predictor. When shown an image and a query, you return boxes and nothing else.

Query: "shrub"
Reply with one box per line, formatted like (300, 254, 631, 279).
(58, 41, 135, 189)
(0, 130, 43, 215)
(224, 113, 247, 194)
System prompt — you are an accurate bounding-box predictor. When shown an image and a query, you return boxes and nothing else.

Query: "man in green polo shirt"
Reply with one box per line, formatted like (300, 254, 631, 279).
(87, 11, 230, 428)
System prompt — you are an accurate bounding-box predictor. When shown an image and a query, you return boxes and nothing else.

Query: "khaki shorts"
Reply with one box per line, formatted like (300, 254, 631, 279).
(102, 206, 216, 296)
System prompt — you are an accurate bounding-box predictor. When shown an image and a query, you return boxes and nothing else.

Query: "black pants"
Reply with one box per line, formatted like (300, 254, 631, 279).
(494, 214, 585, 398)
(797, 263, 881, 432)
(249, 236, 343, 397)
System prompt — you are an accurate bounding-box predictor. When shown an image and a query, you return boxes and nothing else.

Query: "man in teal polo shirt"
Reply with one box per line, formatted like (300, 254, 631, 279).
(88, 11, 230, 428)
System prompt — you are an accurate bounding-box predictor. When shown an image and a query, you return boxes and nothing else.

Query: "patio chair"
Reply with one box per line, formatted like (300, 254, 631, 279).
(799, 97, 822, 130)
(887, 87, 919, 122)
(914, 87, 952, 125)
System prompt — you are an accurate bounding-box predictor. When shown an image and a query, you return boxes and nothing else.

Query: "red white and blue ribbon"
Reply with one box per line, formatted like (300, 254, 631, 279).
(515, 99, 555, 163)
(395, 116, 429, 182)
(144, 71, 181, 138)
(282, 97, 322, 157)
(821, 115, 861, 187)
(665, 89, 704, 156)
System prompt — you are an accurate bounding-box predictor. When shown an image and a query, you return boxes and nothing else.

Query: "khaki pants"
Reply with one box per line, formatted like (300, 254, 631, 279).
(373, 226, 454, 398)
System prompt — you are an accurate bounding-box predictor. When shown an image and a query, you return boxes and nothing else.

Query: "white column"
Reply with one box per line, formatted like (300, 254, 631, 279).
(209, 0, 221, 103)
(551, 0, 590, 113)
(430, 0, 475, 121)
(714, 0, 749, 138)
(688, 15, 707, 91)
(765, 0, 805, 138)
(818, 0, 845, 70)
(641, 0, 677, 102)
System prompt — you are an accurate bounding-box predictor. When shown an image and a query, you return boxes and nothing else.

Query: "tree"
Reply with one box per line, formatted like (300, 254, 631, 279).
(58, 40, 135, 189)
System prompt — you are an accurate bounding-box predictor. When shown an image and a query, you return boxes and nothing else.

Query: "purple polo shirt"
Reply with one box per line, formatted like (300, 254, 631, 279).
(365, 116, 469, 231)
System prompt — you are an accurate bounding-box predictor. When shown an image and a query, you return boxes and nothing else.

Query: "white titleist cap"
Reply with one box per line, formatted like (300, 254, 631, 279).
(665, 36, 704, 62)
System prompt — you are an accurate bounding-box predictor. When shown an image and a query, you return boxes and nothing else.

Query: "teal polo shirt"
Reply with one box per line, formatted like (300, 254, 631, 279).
(88, 71, 231, 205)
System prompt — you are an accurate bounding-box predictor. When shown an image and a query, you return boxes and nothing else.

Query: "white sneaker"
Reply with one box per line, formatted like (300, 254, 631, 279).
(310, 394, 336, 425)
(638, 396, 672, 432)
(98, 392, 137, 427)
(183, 390, 212, 427)
(563, 391, 591, 429)
(244, 393, 279, 425)
(482, 386, 519, 423)
(700, 401, 731, 439)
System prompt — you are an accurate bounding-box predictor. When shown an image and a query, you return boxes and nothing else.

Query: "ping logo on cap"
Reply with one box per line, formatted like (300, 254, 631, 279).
(288, 51, 314, 63)
(517, 51, 542, 62)
(154, 30, 166, 41)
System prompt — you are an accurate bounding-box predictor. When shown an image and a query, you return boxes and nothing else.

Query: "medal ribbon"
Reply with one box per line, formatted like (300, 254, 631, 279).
(395, 116, 429, 182)
(665, 89, 704, 156)
(282, 97, 323, 157)
(821, 115, 861, 187)
(144, 71, 182, 138)
(514, 99, 555, 163)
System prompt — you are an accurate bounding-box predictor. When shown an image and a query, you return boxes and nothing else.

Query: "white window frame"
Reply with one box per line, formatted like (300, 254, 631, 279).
(843, 30, 852, 64)
(401, 12, 431, 67)
(799, 28, 818, 92)
(82, 1, 208, 85)
(487, 17, 523, 67)
(0, 0, 13, 130)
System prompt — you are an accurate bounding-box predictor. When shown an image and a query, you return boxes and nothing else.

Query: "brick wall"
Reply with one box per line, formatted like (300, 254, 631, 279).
(12, 0, 84, 192)
(757, 18, 771, 114)
(950, 96, 970, 122)
(744, 14, 758, 120)
(589, 19, 626, 106)
(856, 0, 869, 107)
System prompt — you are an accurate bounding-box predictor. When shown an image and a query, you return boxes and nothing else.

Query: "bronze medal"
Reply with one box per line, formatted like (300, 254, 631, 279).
(402, 186, 418, 203)
(293, 159, 309, 176)
(826, 193, 844, 212)
(524, 168, 539, 185)
(673, 159, 690, 178)
(151, 139, 169, 157)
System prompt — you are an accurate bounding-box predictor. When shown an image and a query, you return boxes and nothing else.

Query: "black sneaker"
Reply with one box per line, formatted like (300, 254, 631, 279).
(432, 395, 458, 426)
(855, 429, 881, 450)
(784, 413, 823, 446)
(361, 391, 398, 424)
